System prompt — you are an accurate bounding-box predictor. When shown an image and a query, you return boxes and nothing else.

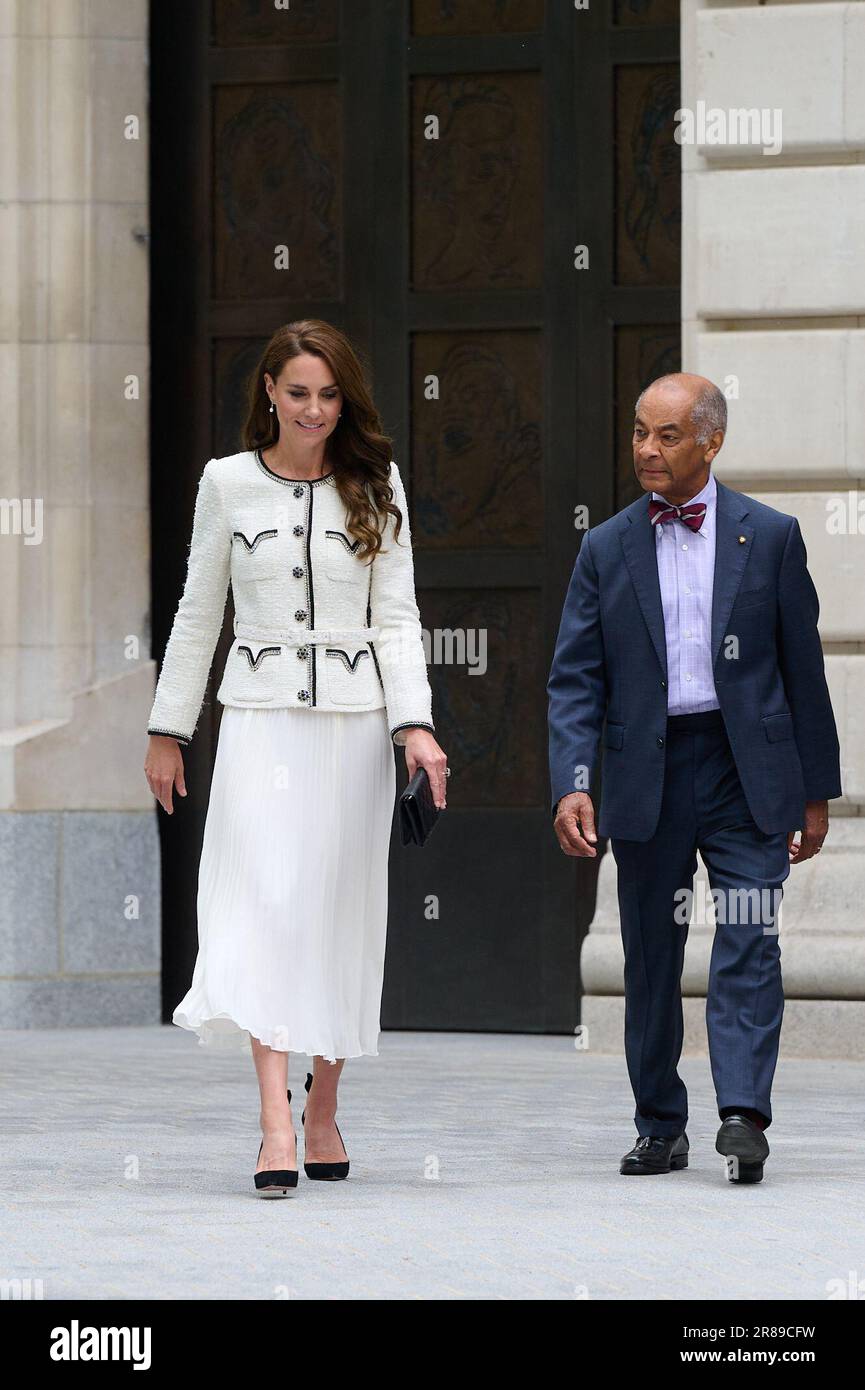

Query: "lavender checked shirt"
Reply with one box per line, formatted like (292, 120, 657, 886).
(651, 471, 720, 716)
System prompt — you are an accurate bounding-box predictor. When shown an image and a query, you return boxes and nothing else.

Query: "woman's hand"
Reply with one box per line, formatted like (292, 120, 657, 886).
(145, 734, 187, 814)
(403, 729, 448, 809)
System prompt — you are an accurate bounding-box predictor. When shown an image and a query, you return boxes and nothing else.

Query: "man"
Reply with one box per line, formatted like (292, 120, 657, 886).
(547, 374, 841, 1183)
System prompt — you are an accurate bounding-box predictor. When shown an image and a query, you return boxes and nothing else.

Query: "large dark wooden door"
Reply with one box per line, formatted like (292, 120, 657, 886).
(150, 0, 680, 1033)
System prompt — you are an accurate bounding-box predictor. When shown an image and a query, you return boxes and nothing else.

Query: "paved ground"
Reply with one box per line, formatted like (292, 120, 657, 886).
(1, 1027, 862, 1300)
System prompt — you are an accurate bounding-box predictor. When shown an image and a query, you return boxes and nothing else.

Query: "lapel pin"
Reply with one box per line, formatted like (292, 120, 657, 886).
(738, 535, 746, 544)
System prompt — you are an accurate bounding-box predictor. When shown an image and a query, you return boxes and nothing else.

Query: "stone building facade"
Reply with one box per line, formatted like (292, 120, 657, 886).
(0, 1, 159, 1030)
(2, 0, 861, 1056)
(583, 0, 865, 1058)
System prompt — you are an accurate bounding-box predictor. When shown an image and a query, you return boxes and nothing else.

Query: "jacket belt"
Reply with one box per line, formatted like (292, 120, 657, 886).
(234, 622, 380, 646)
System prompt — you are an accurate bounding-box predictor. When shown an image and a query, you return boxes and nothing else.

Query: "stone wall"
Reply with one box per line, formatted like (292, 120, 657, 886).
(0, 0, 159, 1030)
(582, 0, 865, 1058)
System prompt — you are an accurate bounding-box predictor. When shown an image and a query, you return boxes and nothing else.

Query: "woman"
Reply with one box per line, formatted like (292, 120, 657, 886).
(144, 320, 448, 1197)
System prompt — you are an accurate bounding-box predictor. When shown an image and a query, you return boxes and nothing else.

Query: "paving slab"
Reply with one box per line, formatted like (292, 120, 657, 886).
(1, 1028, 862, 1300)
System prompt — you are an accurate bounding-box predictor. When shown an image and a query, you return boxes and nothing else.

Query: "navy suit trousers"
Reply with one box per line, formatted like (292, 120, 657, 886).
(610, 710, 790, 1139)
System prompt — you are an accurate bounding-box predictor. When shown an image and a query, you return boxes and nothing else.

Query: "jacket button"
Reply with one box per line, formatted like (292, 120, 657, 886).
(294, 609, 307, 622)
(298, 689, 309, 702)
(657, 736, 664, 747)
(660, 680, 667, 690)
(293, 525, 304, 536)
(297, 646, 309, 659)
(293, 566, 304, 578)
(293, 486, 304, 498)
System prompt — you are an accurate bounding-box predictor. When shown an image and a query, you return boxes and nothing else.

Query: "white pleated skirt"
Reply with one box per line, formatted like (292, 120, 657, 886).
(172, 704, 397, 1063)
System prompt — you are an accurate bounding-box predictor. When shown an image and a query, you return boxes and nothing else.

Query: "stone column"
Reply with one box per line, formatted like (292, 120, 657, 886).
(581, 0, 865, 1059)
(0, 0, 159, 1029)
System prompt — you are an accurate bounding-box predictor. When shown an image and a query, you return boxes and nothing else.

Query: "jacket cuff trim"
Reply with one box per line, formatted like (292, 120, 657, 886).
(148, 727, 192, 746)
(390, 721, 435, 743)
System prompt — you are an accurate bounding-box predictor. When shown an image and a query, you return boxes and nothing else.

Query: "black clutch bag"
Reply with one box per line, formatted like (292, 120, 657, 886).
(399, 766, 442, 847)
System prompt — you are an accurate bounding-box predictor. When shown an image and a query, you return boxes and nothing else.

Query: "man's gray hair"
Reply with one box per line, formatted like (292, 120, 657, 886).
(690, 382, 727, 444)
(635, 377, 728, 445)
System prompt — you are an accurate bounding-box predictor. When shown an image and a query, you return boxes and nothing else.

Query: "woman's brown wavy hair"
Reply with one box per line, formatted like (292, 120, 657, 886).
(241, 320, 403, 562)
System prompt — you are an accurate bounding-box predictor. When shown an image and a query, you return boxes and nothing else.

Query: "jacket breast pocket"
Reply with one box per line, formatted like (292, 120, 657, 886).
(232, 528, 281, 580)
(762, 711, 794, 743)
(230, 642, 281, 702)
(325, 646, 376, 705)
(603, 722, 625, 750)
(734, 582, 773, 611)
(324, 529, 366, 583)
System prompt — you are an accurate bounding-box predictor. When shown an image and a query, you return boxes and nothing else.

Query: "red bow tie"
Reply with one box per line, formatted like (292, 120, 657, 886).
(648, 499, 707, 532)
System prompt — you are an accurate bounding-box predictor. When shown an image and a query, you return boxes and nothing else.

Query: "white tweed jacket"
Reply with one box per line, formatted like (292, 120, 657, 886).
(147, 449, 435, 746)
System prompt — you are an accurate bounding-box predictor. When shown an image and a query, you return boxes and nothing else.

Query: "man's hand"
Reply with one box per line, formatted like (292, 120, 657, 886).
(554, 791, 598, 858)
(788, 799, 829, 864)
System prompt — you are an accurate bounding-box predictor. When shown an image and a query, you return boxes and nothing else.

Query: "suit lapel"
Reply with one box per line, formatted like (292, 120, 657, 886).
(711, 481, 754, 666)
(620, 495, 667, 678)
(619, 480, 755, 680)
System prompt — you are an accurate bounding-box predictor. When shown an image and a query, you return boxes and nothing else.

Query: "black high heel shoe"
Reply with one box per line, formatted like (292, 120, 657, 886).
(300, 1072, 350, 1181)
(254, 1087, 299, 1197)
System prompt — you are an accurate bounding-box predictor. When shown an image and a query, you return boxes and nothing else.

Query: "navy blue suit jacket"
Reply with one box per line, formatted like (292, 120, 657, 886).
(547, 480, 842, 841)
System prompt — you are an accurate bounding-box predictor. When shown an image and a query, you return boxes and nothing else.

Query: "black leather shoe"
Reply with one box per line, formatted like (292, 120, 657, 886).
(301, 1073, 350, 1181)
(620, 1132, 689, 1175)
(253, 1087, 299, 1197)
(715, 1113, 769, 1184)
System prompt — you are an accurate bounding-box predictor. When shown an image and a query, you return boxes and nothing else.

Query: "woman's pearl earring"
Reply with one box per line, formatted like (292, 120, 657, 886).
(269, 402, 274, 414)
